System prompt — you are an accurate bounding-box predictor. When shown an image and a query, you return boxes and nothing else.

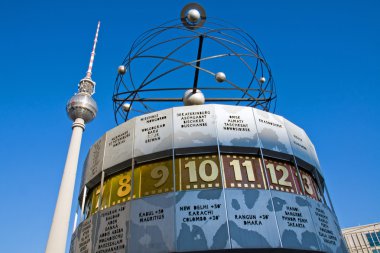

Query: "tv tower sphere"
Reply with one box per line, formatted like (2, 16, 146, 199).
(66, 89, 98, 123)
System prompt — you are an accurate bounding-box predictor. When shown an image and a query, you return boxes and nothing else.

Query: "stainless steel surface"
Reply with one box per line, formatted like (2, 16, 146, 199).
(66, 92, 98, 123)
(215, 72, 227, 83)
(118, 65, 126, 75)
(183, 89, 205, 106)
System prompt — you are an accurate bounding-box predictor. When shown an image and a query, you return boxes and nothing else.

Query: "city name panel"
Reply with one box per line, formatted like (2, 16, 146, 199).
(71, 105, 347, 253)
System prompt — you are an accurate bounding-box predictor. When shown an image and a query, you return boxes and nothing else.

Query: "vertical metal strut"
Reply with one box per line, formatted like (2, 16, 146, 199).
(192, 35, 204, 93)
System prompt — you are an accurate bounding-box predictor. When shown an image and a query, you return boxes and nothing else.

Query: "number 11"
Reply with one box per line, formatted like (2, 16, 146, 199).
(230, 159, 256, 182)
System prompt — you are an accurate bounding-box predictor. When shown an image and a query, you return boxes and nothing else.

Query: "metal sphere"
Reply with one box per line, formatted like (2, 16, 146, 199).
(215, 72, 226, 83)
(183, 89, 205, 106)
(187, 9, 201, 23)
(122, 103, 131, 112)
(259, 77, 266, 83)
(118, 65, 126, 75)
(66, 92, 98, 123)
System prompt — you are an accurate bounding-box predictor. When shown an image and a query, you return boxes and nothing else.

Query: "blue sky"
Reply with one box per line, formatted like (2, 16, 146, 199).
(0, 0, 379, 252)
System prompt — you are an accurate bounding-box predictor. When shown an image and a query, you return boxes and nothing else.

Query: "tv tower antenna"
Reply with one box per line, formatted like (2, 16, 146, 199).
(45, 21, 100, 253)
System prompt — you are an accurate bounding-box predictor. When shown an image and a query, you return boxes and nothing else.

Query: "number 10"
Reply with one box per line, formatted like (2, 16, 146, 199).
(185, 160, 219, 182)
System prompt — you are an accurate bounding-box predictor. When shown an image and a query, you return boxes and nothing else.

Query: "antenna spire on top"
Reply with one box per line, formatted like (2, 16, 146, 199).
(85, 21, 101, 79)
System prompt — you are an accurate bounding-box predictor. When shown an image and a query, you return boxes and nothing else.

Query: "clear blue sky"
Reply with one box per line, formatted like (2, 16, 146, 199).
(0, 0, 379, 252)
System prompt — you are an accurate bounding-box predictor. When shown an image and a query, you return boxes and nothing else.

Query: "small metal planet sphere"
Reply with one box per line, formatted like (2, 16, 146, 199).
(118, 65, 126, 75)
(122, 103, 131, 112)
(187, 9, 201, 23)
(215, 72, 226, 83)
(259, 77, 266, 83)
(183, 89, 205, 106)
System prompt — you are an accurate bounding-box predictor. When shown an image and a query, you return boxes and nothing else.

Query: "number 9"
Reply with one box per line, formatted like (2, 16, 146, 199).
(151, 165, 169, 188)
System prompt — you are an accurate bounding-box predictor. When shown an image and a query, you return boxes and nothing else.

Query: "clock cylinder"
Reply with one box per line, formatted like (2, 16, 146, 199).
(70, 104, 347, 253)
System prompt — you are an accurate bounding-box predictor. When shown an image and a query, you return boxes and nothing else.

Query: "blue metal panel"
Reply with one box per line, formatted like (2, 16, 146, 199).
(225, 188, 281, 249)
(175, 189, 230, 251)
(129, 193, 175, 253)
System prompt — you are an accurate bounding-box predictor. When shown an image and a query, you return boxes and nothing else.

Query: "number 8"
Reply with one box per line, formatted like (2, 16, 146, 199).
(117, 174, 131, 197)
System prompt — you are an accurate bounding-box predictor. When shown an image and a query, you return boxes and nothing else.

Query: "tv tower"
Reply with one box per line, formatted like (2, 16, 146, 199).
(45, 21, 100, 253)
